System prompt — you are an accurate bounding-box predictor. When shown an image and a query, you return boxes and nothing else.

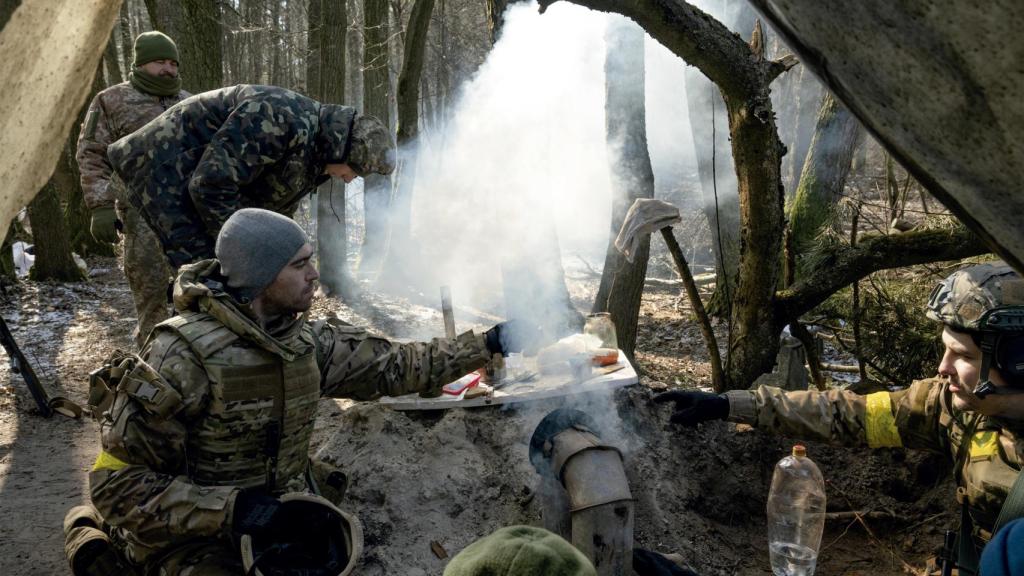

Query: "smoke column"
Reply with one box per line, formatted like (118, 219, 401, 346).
(380, 2, 700, 340)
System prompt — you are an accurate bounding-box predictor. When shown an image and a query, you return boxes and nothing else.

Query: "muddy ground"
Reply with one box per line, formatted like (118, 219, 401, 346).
(0, 256, 956, 575)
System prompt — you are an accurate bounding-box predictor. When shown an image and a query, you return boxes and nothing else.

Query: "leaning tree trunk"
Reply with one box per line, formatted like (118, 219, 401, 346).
(359, 0, 392, 276)
(311, 0, 355, 298)
(28, 182, 83, 281)
(593, 18, 655, 360)
(378, 0, 434, 285)
(788, 91, 865, 255)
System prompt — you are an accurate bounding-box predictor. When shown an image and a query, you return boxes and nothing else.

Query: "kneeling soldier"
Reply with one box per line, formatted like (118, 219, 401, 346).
(66, 209, 521, 575)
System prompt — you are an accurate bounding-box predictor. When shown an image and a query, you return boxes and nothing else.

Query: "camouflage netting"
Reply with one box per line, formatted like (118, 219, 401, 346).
(751, 0, 1024, 271)
(0, 0, 122, 234)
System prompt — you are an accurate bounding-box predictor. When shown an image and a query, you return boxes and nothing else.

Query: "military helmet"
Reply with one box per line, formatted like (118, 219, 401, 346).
(926, 261, 1024, 331)
(346, 114, 396, 176)
(240, 493, 363, 576)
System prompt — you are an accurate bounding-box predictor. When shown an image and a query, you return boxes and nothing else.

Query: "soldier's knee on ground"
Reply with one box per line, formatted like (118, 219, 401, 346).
(64, 504, 134, 576)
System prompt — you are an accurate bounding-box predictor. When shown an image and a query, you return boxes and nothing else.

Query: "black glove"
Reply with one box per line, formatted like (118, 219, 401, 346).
(484, 320, 539, 356)
(232, 490, 283, 538)
(633, 548, 700, 576)
(653, 390, 729, 426)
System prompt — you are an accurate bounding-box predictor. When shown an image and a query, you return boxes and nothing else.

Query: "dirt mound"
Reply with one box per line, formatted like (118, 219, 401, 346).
(317, 382, 955, 575)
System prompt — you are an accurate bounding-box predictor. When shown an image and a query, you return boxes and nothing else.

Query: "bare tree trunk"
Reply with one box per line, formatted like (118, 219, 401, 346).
(28, 182, 83, 282)
(306, 0, 321, 97)
(119, 0, 133, 77)
(312, 0, 355, 298)
(103, 25, 123, 84)
(684, 67, 739, 318)
(379, 0, 434, 285)
(179, 0, 223, 93)
(360, 0, 392, 276)
(788, 92, 865, 254)
(593, 18, 654, 360)
(485, 0, 527, 45)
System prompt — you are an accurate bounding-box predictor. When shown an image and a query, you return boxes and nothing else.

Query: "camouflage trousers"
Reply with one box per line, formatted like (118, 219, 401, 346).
(116, 200, 173, 350)
(152, 541, 244, 576)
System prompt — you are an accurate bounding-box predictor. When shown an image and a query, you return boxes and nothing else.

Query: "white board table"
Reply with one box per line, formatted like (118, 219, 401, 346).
(379, 350, 638, 411)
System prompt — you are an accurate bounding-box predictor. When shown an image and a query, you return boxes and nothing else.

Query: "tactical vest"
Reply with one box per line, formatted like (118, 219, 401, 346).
(158, 312, 321, 494)
(941, 395, 1024, 570)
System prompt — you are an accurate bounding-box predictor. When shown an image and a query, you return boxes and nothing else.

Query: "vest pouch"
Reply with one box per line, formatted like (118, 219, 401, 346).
(86, 352, 138, 421)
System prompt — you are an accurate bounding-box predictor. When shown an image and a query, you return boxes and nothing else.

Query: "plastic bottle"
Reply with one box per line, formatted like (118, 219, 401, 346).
(767, 445, 826, 576)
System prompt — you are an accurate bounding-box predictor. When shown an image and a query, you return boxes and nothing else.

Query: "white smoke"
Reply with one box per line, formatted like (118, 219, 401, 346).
(378, 2, 700, 337)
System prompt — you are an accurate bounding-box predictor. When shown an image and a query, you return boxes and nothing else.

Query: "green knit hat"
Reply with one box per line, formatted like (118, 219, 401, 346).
(443, 526, 596, 576)
(133, 31, 179, 67)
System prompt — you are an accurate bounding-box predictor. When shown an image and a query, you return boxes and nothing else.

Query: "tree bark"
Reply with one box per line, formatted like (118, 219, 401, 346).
(360, 0, 392, 275)
(103, 24, 122, 84)
(28, 181, 83, 282)
(486, 0, 527, 45)
(788, 92, 864, 254)
(311, 0, 354, 298)
(179, 0, 223, 93)
(379, 0, 434, 284)
(119, 0, 133, 77)
(593, 18, 654, 360)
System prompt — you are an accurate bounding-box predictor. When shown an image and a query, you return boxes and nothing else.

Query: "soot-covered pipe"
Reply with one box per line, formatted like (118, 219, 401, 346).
(530, 409, 634, 575)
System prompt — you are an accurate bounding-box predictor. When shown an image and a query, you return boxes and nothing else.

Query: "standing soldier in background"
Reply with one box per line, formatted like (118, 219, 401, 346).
(656, 261, 1024, 575)
(76, 31, 190, 349)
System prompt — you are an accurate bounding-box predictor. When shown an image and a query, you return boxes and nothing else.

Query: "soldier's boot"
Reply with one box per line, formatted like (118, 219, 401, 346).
(63, 505, 133, 576)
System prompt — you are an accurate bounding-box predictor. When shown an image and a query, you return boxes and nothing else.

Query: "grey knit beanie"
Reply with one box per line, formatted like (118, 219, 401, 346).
(215, 209, 308, 301)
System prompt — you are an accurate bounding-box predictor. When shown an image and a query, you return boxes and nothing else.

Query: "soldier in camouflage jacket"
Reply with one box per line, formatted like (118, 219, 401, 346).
(72, 210, 514, 575)
(76, 31, 190, 348)
(107, 84, 395, 269)
(656, 261, 1024, 574)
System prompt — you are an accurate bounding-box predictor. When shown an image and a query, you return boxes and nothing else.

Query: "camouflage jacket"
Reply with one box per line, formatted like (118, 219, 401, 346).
(89, 260, 490, 564)
(75, 82, 189, 210)
(727, 379, 1024, 541)
(107, 85, 356, 268)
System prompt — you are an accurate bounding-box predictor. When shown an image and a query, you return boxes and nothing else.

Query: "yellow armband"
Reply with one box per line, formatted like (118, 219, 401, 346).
(865, 392, 903, 448)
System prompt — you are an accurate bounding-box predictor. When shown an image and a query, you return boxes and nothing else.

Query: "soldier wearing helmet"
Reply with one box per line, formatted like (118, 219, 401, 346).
(107, 85, 396, 269)
(655, 261, 1024, 574)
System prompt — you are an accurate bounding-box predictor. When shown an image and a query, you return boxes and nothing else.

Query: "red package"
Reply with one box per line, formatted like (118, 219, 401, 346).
(442, 372, 482, 396)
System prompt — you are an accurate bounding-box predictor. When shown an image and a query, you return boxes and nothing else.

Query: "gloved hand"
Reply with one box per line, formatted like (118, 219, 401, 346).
(633, 548, 700, 576)
(233, 491, 334, 541)
(232, 489, 283, 538)
(89, 207, 122, 244)
(653, 389, 729, 426)
(484, 319, 540, 356)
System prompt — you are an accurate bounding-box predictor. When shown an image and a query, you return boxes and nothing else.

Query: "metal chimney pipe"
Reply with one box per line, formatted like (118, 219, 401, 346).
(530, 409, 634, 575)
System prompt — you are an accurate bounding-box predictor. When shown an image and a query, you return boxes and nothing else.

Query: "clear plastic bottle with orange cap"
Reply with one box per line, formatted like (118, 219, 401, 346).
(767, 444, 827, 576)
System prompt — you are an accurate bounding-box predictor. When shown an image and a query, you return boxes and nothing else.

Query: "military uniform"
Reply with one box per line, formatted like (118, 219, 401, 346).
(88, 259, 490, 574)
(77, 81, 189, 347)
(727, 379, 1024, 559)
(108, 85, 360, 269)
